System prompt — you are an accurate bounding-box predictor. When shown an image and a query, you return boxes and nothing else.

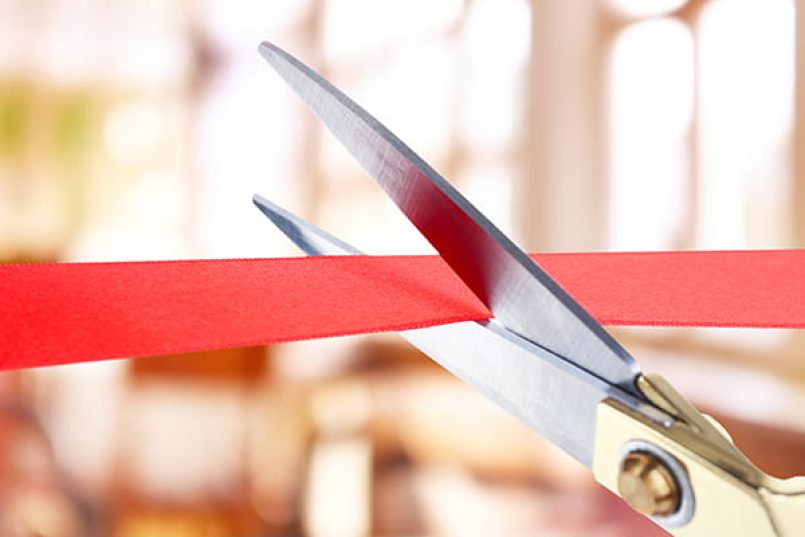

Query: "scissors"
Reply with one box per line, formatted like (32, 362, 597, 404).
(253, 41, 805, 536)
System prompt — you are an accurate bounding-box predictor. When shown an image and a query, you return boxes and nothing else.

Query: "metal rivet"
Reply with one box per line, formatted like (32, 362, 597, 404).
(618, 451, 681, 517)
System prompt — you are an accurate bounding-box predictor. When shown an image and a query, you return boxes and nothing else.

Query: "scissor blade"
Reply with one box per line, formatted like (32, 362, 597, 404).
(254, 194, 360, 256)
(259, 42, 641, 396)
(253, 195, 660, 466)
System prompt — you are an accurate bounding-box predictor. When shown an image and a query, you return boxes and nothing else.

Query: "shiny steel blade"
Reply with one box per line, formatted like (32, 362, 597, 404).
(253, 195, 664, 467)
(259, 42, 641, 396)
(254, 195, 361, 256)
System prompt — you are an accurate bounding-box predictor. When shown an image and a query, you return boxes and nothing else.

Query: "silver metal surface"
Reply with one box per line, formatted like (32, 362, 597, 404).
(253, 195, 668, 467)
(259, 41, 642, 397)
(254, 194, 361, 256)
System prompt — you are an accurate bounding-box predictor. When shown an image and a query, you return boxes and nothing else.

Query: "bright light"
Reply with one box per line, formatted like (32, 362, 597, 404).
(608, 18, 693, 250)
(608, 0, 688, 18)
(459, 0, 530, 154)
(697, 0, 794, 248)
(304, 438, 372, 537)
(322, 0, 463, 64)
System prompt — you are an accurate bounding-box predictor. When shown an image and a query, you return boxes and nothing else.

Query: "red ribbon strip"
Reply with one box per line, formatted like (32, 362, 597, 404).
(1, 250, 803, 371)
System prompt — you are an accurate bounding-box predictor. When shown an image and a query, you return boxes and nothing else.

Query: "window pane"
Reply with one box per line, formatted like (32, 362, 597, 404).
(608, 18, 694, 250)
(697, 0, 795, 248)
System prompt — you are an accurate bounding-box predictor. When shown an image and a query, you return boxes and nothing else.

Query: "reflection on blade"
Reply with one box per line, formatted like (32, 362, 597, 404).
(259, 41, 641, 397)
(253, 195, 661, 467)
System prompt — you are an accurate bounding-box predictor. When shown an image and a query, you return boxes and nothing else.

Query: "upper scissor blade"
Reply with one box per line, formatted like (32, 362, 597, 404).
(259, 41, 641, 396)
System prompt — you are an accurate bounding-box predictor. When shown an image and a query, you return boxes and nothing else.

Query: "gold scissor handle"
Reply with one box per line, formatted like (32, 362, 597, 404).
(593, 374, 805, 536)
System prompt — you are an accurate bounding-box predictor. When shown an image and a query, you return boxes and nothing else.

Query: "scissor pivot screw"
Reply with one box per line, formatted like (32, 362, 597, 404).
(618, 451, 681, 517)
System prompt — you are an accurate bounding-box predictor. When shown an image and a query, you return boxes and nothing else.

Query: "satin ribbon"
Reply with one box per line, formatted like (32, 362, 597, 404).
(1, 250, 803, 371)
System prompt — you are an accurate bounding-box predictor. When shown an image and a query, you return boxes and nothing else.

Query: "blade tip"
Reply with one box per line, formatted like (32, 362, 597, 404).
(258, 41, 281, 61)
(252, 193, 280, 219)
(252, 194, 293, 238)
(252, 193, 266, 210)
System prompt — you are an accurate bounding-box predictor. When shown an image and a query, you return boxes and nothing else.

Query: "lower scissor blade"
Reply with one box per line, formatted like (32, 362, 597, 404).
(253, 195, 658, 467)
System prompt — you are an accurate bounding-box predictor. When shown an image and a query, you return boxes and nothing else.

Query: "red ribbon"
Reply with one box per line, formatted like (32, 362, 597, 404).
(1, 250, 803, 371)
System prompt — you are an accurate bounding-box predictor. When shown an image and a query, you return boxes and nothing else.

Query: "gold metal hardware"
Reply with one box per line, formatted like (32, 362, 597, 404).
(593, 373, 805, 536)
(618, 451, 681, 517)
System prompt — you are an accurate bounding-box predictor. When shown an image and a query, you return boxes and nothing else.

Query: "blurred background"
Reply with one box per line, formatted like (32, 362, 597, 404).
(1, 0, 804, 535)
